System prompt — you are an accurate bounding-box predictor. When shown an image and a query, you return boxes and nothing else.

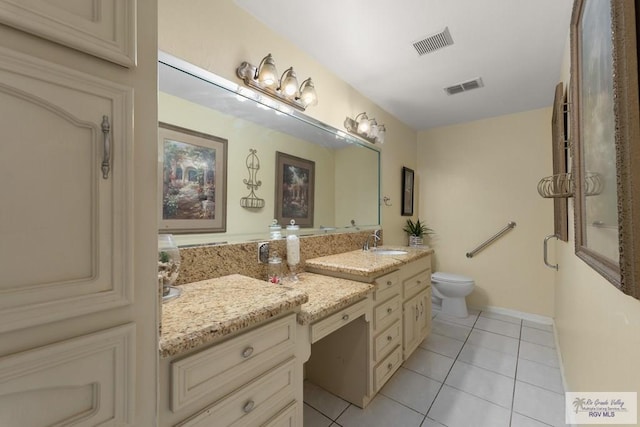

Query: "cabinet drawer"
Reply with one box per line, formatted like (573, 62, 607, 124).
(311, 298, 368, 343)
(373, 295, 401, 331)
(373, 320, 401, 362)
(264, 401, 299, 427)
(374, 270, 400, 302)
(171, 314, 296, 412)
(401, 257, 431, 281)
(403, 271, 430, 300)
(175, 359, 296, 427)
(374, 346, 402, 392)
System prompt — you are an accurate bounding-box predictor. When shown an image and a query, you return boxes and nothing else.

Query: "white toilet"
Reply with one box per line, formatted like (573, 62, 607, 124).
(431, 272, 475, 318)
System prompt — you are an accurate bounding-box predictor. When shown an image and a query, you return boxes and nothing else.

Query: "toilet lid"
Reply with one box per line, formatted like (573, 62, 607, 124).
(431, 271, 474, 285)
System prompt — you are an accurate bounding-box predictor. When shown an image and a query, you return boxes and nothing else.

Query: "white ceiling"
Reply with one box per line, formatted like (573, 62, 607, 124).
(234, 0, 574, 131)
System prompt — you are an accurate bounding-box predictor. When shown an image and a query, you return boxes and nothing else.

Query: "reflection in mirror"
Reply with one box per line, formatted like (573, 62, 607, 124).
(158, 52, 380, 246)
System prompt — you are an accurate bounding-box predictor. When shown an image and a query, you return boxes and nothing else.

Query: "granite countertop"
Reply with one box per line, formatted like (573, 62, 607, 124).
(160, 274, 308, 358)
(288, 272, 376, 325)
(305, 246, 434, 280)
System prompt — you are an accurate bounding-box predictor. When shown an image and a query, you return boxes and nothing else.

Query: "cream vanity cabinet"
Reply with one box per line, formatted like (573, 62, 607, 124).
(304, 249, 433, 406)
(0, 0, 136, 67)
(370, 255, 432, 392)
(371, 270, 403, 393)
(0, 2, 157, 425)
(401, 257, 432, 359)
(161, 314, 302, 427)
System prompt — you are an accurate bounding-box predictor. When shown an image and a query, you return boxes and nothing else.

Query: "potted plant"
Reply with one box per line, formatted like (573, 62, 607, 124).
(402, 219, 434, 247)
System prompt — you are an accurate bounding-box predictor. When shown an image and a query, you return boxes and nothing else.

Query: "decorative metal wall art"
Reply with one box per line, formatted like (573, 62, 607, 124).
(240, 149, 265, 209)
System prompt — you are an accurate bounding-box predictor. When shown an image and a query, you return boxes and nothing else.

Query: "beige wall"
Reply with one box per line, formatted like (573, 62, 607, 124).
(158, 0, 417, 245)
(554, 37, 640, 406)
(417, 108, 556, 317)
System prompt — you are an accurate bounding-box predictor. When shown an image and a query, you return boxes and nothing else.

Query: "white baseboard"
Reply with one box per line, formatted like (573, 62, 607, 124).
(470, 304, 554, 325)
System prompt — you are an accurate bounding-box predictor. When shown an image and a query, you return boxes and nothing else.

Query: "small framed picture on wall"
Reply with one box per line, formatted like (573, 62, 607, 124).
(402, 166, 414, 216)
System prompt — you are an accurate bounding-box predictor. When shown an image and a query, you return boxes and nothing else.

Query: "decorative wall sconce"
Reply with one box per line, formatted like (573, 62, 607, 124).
(236, 53, 318, 111)
(344, 112, 386, 144)
(240, 149, 265, 209)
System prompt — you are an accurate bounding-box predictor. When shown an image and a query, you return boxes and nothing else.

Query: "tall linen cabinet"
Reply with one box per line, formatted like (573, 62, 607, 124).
(0, 2, 158, 426)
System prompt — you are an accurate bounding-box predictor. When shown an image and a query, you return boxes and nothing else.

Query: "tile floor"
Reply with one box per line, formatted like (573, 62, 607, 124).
(303, 305, 568, 427)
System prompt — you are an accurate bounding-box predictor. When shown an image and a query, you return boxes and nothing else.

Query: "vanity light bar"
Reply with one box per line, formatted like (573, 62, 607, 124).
(236, 54, 318, 111)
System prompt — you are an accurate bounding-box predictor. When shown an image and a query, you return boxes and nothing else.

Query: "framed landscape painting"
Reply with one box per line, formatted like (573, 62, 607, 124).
(158, 122, 227, 233)
(275, 152, 315, 227)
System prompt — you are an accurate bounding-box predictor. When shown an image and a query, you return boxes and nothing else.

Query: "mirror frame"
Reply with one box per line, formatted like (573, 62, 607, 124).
(570, 0, 640, 298)
(551, 82, 569, 242)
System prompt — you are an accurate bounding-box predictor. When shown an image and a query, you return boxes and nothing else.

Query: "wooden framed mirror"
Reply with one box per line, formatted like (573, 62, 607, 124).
(551, 82, 569, 242)
(569, 0, 640, 298)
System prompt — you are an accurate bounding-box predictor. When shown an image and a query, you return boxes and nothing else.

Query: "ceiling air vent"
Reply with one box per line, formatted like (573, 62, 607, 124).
(412, 27, 454, 56)
(444, 77, 484, 95)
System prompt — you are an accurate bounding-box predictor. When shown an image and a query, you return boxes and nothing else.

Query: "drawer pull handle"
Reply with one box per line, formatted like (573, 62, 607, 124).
(243, 400, 255, 413)
(386, 307, 393, 314)
(387, 335, 393, 341)
(387, 362, 393, 370)
(342, 314, 349, 321)
(241, 347, 254, 358)
(417, 280, 422, 285)
(386, 281, 392, 286)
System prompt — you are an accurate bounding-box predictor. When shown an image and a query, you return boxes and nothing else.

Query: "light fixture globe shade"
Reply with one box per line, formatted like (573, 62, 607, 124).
(355, 113, 370, 134)
(279, 67, 299, 99)
(375, 125, 386, 144)
(368, 119, 379, 139)
(300, 78, 318, 106)
(257, 53, 278, 88)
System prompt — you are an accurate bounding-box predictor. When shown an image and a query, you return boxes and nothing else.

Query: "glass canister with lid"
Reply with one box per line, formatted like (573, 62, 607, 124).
(286, 219, 300, 281)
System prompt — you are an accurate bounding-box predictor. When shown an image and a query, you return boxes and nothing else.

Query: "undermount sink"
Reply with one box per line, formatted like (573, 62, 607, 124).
(370, 249, 408, 256)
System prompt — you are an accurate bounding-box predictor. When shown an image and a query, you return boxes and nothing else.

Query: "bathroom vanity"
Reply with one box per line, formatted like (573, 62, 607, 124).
(158, 245, 433, 426)
(159, 275, 309, 427)
(305, 248, 433, 406)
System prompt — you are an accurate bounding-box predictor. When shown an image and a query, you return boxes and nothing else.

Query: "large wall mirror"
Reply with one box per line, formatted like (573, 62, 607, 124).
(570, 0, 640, 299)
(158, 52, 381, 246)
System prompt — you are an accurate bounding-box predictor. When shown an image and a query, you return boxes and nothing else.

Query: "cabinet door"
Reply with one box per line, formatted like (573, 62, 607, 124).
(403, 288, 431, 359)
(402, 295, 420, 359)
(417, 288, 431, 342)
(0, 46, 133, 332)
(0, 0, 136, 67)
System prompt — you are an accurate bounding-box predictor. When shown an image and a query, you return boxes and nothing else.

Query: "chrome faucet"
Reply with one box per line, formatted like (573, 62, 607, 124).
(363, 230, 381, 251)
